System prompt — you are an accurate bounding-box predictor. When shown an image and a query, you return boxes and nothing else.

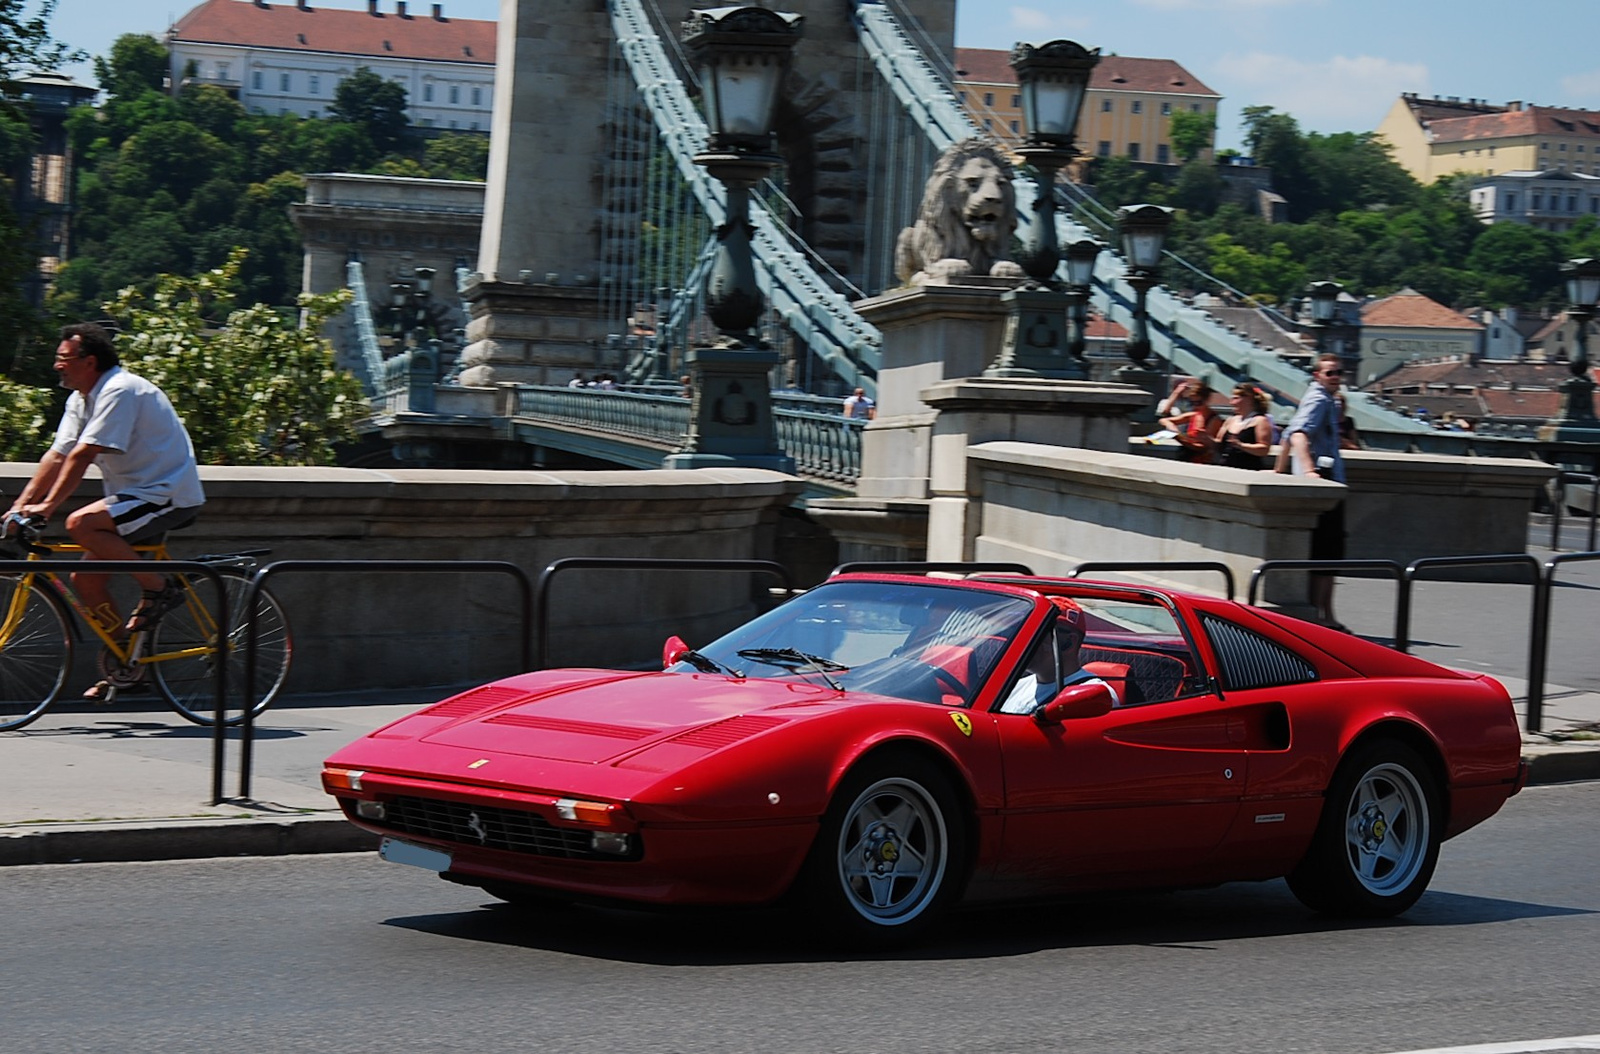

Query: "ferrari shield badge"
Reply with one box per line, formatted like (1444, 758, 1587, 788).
(949, 712, 973, 737)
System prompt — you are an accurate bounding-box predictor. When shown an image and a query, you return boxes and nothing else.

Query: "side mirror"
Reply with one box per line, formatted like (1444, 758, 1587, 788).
(663, 635, 691, 669)
(1035, 681, 1115, 724)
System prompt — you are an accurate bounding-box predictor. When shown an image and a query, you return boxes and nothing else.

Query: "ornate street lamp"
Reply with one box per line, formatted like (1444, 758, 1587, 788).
(1063, 236, 1102, 365)
(1115, 203, 1173, 368)
(1544, 257, 1600, 435)
(986, 39, 1099, 381)
(665, 6, 802, 472)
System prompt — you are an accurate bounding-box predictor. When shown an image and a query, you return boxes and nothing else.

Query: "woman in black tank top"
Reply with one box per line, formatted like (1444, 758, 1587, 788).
(1218, 385, 1274, 470)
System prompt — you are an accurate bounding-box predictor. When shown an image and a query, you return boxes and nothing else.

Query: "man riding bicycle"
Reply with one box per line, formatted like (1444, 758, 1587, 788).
(4, 323, 205, 666)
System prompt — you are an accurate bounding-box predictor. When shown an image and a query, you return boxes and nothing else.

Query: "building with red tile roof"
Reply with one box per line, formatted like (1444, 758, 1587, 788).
(1376, 93, 1600, 184)
(1358, 287, 1484, 385)
(166, 0, 494, 130)
(952, 48, 1219, 165)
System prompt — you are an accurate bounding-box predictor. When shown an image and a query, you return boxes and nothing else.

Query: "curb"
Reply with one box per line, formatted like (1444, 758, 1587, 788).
(0, 815, 377, 867)
(2, 747, 1596, 868)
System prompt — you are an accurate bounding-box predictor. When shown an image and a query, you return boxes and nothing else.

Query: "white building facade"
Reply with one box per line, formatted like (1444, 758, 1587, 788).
(1470, 169, 1600, 232)
(166, 0, 495, 131)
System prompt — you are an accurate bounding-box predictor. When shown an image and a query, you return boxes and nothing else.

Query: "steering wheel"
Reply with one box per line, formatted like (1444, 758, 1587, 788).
(925, 664, 966, 700)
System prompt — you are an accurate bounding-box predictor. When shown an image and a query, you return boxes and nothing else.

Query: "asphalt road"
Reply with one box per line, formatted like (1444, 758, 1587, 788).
(6, 782, 1599, 1054)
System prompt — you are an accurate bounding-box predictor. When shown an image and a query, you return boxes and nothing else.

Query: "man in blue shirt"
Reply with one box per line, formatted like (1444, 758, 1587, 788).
(1282, 353, 1347, 630)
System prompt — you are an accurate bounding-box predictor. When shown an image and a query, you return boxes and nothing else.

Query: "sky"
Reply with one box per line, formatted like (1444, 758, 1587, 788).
(35, 0, 1600, 152)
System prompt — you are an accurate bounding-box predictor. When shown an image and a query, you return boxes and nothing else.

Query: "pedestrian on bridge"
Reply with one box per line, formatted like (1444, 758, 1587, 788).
(843, 387, 876, 420)
(1282, 353, 1348, 631)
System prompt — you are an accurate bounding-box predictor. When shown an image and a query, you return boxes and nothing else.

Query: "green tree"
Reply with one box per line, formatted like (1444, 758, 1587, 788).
(0, 373, 55, 460)
(1168, 109, 1215, 163)
(104, 249, 369, 465)
(329, 66, 408, 153)
(92, 33, 167, 102)
(1465, 222, 1564, 306)
(0, 0, 79, 88)
(422, 132, 489, 180)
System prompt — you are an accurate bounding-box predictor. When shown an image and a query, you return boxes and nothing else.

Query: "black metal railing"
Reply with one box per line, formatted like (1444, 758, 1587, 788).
(235, 560, 532, 803)
(533, 557, 794, 672)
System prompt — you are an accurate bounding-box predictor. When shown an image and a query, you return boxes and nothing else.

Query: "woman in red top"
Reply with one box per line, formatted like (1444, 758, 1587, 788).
(1158, 378, 1224, 463)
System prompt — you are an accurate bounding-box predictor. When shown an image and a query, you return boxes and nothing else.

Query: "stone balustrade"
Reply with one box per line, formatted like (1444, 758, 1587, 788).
(2, 464, 803, 695)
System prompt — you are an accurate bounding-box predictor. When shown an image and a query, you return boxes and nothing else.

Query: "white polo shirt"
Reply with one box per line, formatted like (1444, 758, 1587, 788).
(52, 367, 205, 509)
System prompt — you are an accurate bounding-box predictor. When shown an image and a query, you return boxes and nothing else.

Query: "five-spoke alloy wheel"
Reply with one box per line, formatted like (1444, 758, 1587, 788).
(1288, 739, 1441, 917)
(802, 753, 965, 945)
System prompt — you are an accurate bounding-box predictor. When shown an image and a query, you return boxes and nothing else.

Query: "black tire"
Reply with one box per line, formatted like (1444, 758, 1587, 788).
(0, 578, 72, 732)
(151, 571, 292, 725)
(1287, 739, 1441, 917)
(800, 752, 966, 946)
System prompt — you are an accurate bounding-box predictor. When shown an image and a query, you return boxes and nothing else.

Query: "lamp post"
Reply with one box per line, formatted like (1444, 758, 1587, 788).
(1063, 236, 1101, 366)
(986, 39, 1099, 381)
(665, 5, 802, 473)
(1541, 257, 1600, 439)
(1114, 203, 1173, 416)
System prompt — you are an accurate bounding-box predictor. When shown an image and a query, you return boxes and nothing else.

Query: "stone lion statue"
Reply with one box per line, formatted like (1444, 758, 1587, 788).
(894, 138, 1025, 285)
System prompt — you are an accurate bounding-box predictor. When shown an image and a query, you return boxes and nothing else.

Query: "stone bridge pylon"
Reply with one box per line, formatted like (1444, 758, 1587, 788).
(455, 0, 956, 389)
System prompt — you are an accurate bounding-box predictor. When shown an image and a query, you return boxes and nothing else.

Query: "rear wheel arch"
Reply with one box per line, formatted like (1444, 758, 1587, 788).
(1339, 719, 1451, 823)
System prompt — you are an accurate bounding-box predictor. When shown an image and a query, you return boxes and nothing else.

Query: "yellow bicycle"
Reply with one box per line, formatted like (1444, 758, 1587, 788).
(0, 514, 291, 731)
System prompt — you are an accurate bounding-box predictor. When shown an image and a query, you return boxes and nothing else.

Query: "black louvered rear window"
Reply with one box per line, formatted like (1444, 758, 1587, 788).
(1201, 615, 1317, 691)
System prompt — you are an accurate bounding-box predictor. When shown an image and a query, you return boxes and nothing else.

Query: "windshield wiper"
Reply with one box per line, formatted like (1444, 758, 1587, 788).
(678, 649, 744, 678)
(736, 647, 849, 690)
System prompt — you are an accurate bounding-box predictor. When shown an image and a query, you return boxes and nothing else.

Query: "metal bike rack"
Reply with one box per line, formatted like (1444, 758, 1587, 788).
(1549, 472, 1599, 554)
(1069, 561, 1237, 600)
(1526, 550, 1600, 734)
(534, 557, 793, 672)
(236, 560, 533, 803)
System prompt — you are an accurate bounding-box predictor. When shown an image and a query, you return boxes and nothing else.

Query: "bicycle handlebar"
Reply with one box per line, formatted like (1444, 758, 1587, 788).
(1, 511, 48, 549)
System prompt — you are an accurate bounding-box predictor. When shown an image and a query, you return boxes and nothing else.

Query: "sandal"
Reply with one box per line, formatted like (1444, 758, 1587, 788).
(83, 680, 118, 704)
(125, 579, 184, 635)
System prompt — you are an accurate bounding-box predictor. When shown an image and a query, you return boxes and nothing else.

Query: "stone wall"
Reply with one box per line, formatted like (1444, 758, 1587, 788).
(1, 464, 803, 695)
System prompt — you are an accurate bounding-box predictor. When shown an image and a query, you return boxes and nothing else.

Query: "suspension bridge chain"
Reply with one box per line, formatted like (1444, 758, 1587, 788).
(608, 0, 882, 395)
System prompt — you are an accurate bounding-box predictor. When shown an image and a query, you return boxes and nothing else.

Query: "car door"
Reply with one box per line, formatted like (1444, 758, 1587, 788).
(992, 690, 1248, 891)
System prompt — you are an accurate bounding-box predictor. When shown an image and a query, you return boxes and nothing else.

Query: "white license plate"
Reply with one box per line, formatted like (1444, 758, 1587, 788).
(379, 837, 453, 873)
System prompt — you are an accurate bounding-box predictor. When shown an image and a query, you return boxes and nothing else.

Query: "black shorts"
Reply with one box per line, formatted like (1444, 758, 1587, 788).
(1310, 501, 1345, 562)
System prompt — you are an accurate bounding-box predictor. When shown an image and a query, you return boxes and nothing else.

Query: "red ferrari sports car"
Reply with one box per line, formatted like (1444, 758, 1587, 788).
(323, 572, 1526, 944)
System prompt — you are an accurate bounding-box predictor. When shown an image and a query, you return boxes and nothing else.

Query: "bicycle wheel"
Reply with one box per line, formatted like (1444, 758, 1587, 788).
(0, 577, 73, 732)
(151, 570, 292, 725)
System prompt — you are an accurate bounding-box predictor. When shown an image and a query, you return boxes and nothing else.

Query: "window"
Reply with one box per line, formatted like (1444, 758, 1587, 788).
(1533, 193, 1543, 209)
(423, 83, 434, 102)
(958, 90, 967, 103)
(1201, 616, 1316, 691)
(1571, 195, 1580, 212)
(1011, 94, 1020, 107)
(1097, 140, 1111, 157)
(1157, 143, 1170, 163)
(1560, 143, 1569, 152)
(449, 120, 457, 129)
(308, 109, 318, 119)
(252, 70, 262, 90)
(1131, 100, 1143, 114)
(983, 117, 992, 130)
(1505, 192, 1517, 211)
(1191, 103, 1201, 112)
(1128, 142, 1140, 160)
(1101, 99, 1112, 112)
(1009, 120, 1018, 134)
(983, 91, 994, 106)
(217, 63, 230, 81)
(1161, 102, 1171, 115)
(471, 86, 482, 106)
(470, 121, 479, 131)
(309, 74, 320, 95)
(449, 85, 460, 105)
(1580, 145, 1588, 153)
(280, 72, 290, 92)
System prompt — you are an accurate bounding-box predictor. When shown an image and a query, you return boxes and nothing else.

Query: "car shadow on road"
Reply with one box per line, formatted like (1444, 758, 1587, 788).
(379, 879, 1591, 966)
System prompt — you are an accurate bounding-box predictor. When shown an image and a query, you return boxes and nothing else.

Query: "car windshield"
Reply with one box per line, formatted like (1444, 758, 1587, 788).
(671, 580, 1033, 706)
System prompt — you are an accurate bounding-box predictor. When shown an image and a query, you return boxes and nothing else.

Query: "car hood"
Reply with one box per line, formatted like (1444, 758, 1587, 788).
(369, 668, 847, 765)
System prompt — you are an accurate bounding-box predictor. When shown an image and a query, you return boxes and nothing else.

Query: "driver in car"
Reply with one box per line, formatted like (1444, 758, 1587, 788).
(998, 596, 1119, 714)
